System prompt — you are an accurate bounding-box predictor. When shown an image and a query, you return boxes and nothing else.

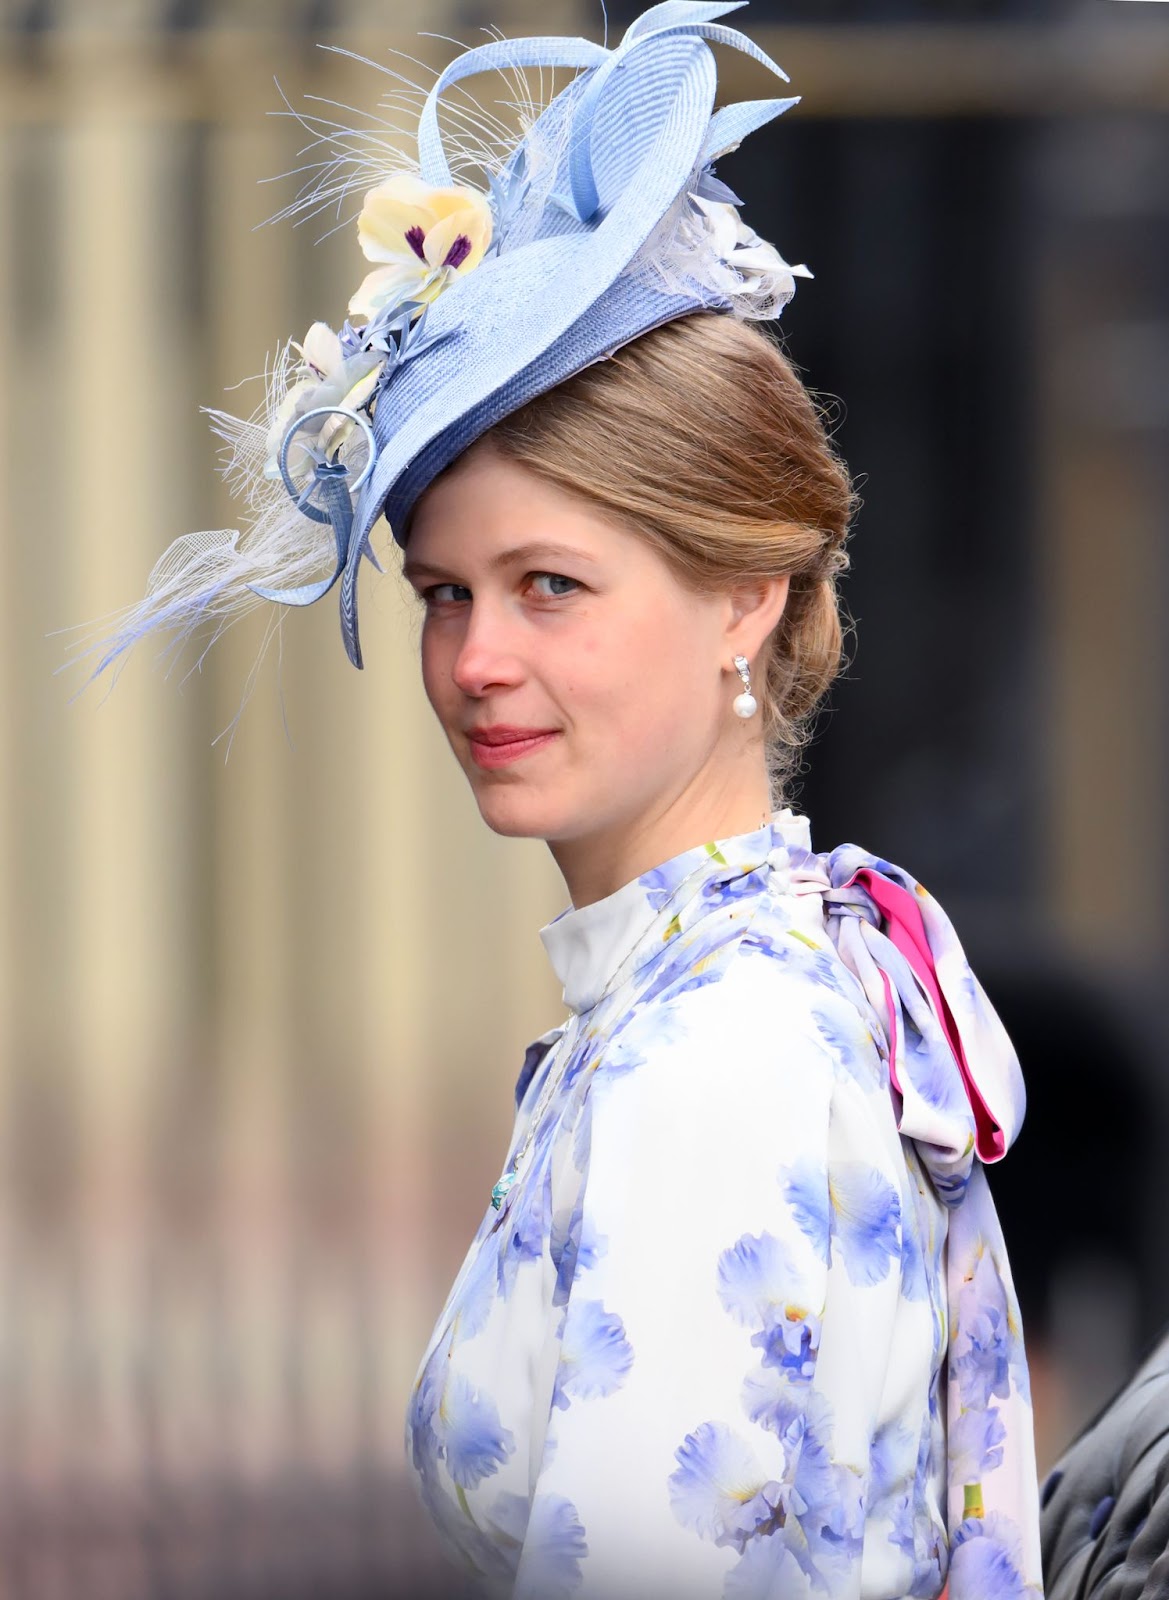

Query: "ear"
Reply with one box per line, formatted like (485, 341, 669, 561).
(724, 574, 791, 664)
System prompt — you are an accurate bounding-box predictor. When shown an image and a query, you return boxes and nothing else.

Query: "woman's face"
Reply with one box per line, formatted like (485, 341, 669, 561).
(403, 436, 784, 848)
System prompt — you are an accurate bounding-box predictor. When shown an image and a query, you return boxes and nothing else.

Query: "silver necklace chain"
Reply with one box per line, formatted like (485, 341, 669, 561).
(490, 1021, 581, 1211)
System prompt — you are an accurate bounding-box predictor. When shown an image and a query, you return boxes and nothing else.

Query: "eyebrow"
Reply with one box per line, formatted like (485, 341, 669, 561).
(401, 540, 601, 584)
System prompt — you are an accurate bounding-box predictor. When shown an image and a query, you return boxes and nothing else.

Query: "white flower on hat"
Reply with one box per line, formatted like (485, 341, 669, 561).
(263, 321, 383, 480)
(348, 172, 494, 322)
(687, 193, 813, 309)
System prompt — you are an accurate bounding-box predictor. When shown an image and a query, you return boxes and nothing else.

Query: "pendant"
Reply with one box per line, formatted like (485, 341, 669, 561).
(490, 1163, 518, 1211)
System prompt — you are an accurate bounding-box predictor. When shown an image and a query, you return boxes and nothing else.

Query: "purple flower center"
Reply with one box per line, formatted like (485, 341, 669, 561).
(405, 225, 427, 261)
(442, 234, 473, 270)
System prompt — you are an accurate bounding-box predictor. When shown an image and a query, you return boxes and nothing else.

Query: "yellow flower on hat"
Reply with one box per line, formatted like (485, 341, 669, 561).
(348, 172, 493, 323)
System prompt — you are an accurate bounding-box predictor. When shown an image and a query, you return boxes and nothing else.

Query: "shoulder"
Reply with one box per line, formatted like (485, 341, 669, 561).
(595, 922, 885, 1120)
(692, 883, 881, 1056)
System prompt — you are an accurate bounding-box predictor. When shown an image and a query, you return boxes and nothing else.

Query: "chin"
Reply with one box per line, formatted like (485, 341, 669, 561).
(468, 774, 587, 841)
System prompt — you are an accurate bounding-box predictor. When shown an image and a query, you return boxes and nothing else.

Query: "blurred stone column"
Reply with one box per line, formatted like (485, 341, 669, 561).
(56, 44, 206, 1515)
(1033, 114, 1169, 970)
(1030, 107, 1169, 1369)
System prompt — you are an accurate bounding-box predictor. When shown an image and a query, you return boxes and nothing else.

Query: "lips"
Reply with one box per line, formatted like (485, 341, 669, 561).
(467, 728, 561, 770)
(467, 727, 559, 747)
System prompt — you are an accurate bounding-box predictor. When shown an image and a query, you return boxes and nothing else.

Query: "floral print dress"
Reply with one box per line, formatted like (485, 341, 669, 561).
(405, 808, 1043, 1600)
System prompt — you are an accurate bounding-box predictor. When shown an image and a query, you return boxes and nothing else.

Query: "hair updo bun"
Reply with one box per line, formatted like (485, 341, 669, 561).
(474, 310, 858, 808)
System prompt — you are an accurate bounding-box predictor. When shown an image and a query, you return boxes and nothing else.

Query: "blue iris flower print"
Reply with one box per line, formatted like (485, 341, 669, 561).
(867, 1418, 921, 1566)
(670, 1394, 866, 1593)
(408, 1326, 517, 1518)
(640, 855, 710, 911)
(897, 1171, 932, 1305)
(931, 1164, 972, 1206)
(782, 1164, 830, 1261)
(599, 999, 688, 1087)
(950, 1404, 1007, 1483)
(668, 1422, 784, 1552)
(496, 1146, 554, 1301)
(420, 1470, 514, 1590)
(449, 1231, 501, 1340)
(407, 1338, 446, 1481)
(698, 865, 770, 914)
(404, 822, 1041, 1597)
(869, 1416, 915, 1502)
(739, 926, 797, 967)
(716, 1230, 811, 1327)
(948, 1511, 1037, 1599)
(740, 1350, 821, 1433)
(562, 1028, 654, 1178)
(763, 1389, 866, 1587)
(513, 1492, 589, 1600)
(910, 1535, 947, 1599)
(484, 1486, 530, 1547)
(897, 1395, 948, 1597)
(472, 1490, 558, 1595)
(593, 1031, 651, 1083)
(808, 1004, 882, 1090)
(721, 1534, 813, 1599)
(514, 1028, 564, 1110)
(636, 926, 738, 1009)
(884, 1485, 917, 1569)
(677, 1212, 868, 1593)
(640, 846, 765, 916)
(437, 1370, 517, 1489)
(953, 1243, 1027, 1407)
(750, 1311, 821, 1383)
(784, 1158, 900, 1287)
(549, 1199, 608, 1305)
(766, 1386, 843, 1509)
(804, 946, 859, 1003)
(903, 1012, 957, 1109)
(716, 1232, 823, 1383)
(570, 1091, 594, 1171)
(829, 1160, 901, 1286)
(552, 1297, 634, 1410)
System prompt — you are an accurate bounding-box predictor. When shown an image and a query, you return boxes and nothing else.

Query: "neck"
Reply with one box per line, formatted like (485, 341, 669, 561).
(548, 763, 775, 910)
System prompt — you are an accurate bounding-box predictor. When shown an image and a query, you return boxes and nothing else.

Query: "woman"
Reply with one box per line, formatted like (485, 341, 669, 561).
(70, 3, 1044, 1595)
(397, 314, 1042, 1600)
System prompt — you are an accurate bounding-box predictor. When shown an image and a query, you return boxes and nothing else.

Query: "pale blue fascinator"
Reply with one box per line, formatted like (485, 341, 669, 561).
(65, 0, 811, 699)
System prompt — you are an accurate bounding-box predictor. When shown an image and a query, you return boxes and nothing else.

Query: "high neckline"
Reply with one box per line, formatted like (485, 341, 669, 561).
(539, 807, 813, 1015)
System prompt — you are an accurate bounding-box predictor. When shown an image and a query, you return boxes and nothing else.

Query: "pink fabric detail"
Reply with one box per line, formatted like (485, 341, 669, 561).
(844, 867, 1006, 1162)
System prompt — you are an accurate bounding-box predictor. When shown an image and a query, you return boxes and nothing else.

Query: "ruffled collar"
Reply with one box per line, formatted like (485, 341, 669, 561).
(539, 807, 813, 1015)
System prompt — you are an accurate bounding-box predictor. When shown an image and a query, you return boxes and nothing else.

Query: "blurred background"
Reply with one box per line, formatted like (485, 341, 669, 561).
(1, 0, 1167, 1594)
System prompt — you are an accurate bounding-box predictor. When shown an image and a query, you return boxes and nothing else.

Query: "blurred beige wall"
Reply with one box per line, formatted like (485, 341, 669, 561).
(0, 6, 584, 1588)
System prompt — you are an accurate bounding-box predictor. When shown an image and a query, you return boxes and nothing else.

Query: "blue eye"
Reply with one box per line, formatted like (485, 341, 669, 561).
(422, 582, 472, 606)
(530, 573, 580, 599)
(419, 572, 580, 606)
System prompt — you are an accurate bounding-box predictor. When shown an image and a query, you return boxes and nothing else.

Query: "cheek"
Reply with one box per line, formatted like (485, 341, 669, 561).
(577, 599, 709, 736)
(418, 621, 449, 710)
(568, 613, 642, 709)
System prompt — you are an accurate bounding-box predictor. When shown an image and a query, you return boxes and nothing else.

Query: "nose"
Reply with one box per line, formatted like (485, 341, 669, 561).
(448, 594, 527, 697)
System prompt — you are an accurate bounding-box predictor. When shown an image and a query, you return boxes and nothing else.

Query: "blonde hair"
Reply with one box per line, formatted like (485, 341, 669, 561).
(465, 310, 858, 808)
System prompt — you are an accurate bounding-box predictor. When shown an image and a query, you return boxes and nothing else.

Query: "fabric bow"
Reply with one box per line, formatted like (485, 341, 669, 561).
(788, 842, 1043, 1597)
(788, 843, 1024, 1204)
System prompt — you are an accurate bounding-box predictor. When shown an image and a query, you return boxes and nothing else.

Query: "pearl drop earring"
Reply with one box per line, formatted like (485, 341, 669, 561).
(732, 654, 758, 719)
